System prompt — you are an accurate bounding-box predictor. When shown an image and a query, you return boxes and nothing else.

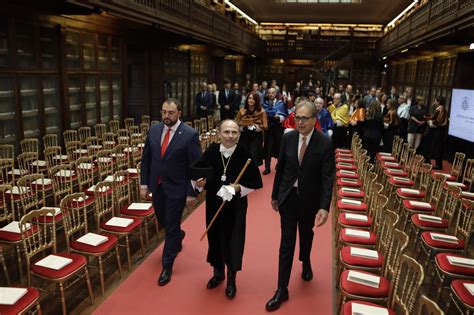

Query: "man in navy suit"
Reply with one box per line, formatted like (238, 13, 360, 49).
(140, 98, 201, 286)
(218, 79, 239, 120)
(196, 82, 213, 118)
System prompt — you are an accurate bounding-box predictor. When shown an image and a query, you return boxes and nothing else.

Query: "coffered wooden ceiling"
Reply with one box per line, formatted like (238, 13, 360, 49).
(229, 0, 413, 25)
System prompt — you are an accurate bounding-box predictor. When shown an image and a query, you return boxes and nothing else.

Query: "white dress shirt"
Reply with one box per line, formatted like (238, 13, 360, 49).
(397, 103, 410, 119)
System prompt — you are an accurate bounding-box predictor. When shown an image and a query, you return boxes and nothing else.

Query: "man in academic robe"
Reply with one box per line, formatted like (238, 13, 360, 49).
(193, 120, 263, 299)
(265, 100, 335, 312)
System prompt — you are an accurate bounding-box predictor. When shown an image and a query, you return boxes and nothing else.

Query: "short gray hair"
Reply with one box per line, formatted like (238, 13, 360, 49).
(295, 100, 316, 117)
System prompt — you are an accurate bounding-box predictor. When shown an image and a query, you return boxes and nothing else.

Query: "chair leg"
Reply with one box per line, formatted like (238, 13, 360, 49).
(36, 302, 43, 315)
(143, 221, 150, 250)
(0, 250, 10, 286)
(154, 216, 160, 239)
(16, 245, 24, 284)
(115, 246, 123, 279)
(125, 236, 132, 270)
(139, 228, 145, 258)
(85, 267, 94, 305)
(436, 274, 446, 303)
(98, 257, 105, 296)
(59, 282, 67, 315)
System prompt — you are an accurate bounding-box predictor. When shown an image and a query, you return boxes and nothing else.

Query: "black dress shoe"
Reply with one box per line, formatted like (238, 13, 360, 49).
(263, 168, 271, 175)
(158, 266, 172, 286)
(225, 281, 236, 299)
(207, 276, 224, 289)
(265, 288, 289, 311)
(177, 230, 186, 253)
(302, 262, 313, 281)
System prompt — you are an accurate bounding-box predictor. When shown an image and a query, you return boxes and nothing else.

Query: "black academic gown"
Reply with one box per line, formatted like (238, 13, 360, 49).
(198, 143, 263, 272)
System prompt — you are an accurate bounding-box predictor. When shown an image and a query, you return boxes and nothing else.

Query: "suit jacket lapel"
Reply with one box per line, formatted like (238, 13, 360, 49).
(163, 122, 184, 159)
(157, 124, 164, 155)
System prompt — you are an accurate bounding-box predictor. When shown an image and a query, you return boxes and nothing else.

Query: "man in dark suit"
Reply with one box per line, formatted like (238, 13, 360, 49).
(140, 98, 201, 286)
(218, 79, 238, 120)
(195, 82, 213, 118)
(265, 100, 335, 312)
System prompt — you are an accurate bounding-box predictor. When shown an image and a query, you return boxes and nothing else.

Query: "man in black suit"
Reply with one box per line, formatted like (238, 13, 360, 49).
(265, 100, 335, 312)
(195, 82, 213, 118)
(219, 79, 238, 120)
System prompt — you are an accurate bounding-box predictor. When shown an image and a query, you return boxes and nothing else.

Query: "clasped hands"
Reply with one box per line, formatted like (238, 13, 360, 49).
(217, 183, 241, 202)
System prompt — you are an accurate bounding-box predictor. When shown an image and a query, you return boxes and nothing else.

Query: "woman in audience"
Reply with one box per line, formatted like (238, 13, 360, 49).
(348, 96, 366, 140)
(235, 92, 268, 166)
(363, 100, 384, 163)
(326, 86, 336, 107)
(407, 96, 428, 151)
(383, 98, 400, 153)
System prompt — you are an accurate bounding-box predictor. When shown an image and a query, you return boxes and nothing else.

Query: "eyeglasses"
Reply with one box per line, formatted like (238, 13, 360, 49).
(160, 110, 177, 116)
(294, 116, 313, 123)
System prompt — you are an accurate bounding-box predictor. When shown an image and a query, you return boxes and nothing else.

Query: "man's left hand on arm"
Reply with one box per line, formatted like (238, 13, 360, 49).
(315, 209, 329, 227)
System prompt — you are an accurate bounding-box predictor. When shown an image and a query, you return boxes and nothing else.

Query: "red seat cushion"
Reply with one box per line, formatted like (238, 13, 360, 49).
(389, 177, 414, 186)
(436, 253, 474, 277)
(0, 287, 40, 315)
(384, 169, 408, 177)
(336, 171, 359, 179)
(100, 216, 143, 233)
(337, 188, 365, 199)
(421, 232, 464, 250)
(343, 301, 396, 315)
(120, 204, 155, 217)
(431, 171, 456, 181)
(33, 212, 63, 224)
(336, 148, 352, 153)
(411, 214, 448, 229)
(340, 246, 383, 268)
(337, 178, 362, 187)
(341, 229, 377, 245)
(451, 280, 474, 307)
(396, 188, 425, 199)
(336, 157, 355, 163)
(336, 163, 357, 171)
(31, 252, 87, 279)
(402, 200, 435, 211)
(340, 270, 390, 297)
(70, 233, 118, 254)
(337, 199, 368, 212)
(338, 213, 372, 228)
(0, 225, 39, 242)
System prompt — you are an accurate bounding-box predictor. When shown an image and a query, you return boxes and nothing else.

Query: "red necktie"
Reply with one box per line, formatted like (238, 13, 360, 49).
(161, 127, 171, 157)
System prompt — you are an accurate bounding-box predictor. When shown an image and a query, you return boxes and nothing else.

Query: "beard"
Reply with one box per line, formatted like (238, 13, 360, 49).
(163, 118, 178, 127)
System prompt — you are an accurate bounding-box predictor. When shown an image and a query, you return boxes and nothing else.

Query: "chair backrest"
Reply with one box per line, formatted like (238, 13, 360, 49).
(18, 152, 39, 175)
(383, 228, 408, 280)
(140, 123, 149, 140)
(44, 146, 63, 173)
(439, 186, 461, 230)
(93, 181, 114, 229)
(416, 295, 444, 315)
(20, 138, 39, 154)
(376, 208, 399, 254)
(451, 152, 466, 181)
(78, 126, 92, 144)
(193, 119, 201, 134)
(124, 118, 134, 131)
(117, 129, 129, 145)
(398, 143, 411, 167)
(113, 170, 131, 212)
(462, 158, 474, 191)
(428, 174, 447, 211)
(63, 129, 78, 145)
(392, 136, 403, 158)
(103, 132, 116, 150)
(109, 120, 119, 135)
(114, 144, 129, 171)
(66, 141, 83, 163)
(0, 158, 15, 185)
(0, 184, 14, 222)
(86, 136, 101, 157)
(151, 120, 160, 126)
(0, 144, 14, 159)
(51, 164, 74, 206)
(403, 148, 417, 173)
(20, 208, 56, 286)
(61, 192, 88, 251)
(371, 194, 388, 234)
(129, 125, 140, 136)
(409, 155, 424, 182)
(363, 171, 377, 204)
(207, 115, 214, 130)
(94, 123, 107, 141)
(454, 199, 474, 252)
(417, 163, 433, 192)
(43, 134, 58, 149)
(390, 254, 425, 315)
(75, 156, 95, 191)
(96, 150, 114, 180)
(141, 115, 150, 125)
(200, 117, 208, 133)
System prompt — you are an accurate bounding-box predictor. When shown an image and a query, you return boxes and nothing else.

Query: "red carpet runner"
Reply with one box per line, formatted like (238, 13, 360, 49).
(94, 167, 334, 315)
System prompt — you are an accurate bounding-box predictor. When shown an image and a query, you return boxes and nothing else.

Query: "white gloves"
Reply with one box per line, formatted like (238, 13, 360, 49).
(327, 129, 334, 137)
(428, 120, 435, 128)
(336, 120, 343, 127)
(247, 125, 257, 131)
(217, 185, 236, 202)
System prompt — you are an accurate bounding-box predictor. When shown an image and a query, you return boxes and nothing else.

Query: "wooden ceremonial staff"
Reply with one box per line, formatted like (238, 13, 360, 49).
(200, 158, 252, 241)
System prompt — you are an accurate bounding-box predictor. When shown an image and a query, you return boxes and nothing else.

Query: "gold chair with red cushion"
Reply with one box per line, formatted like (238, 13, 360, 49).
(450, 279, 474, 314)
(0, 287, 42, 315)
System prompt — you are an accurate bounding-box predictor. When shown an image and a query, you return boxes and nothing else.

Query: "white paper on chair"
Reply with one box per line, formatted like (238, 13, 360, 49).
(341, 199, 362, 206)
(385, 162, 399, 166)
(6, 186, 30, 195)
(35, 254, 73, 270)
(350, 247, 379, 260)
(55, 170, 74, 177)
(381, 156, 395, 160)
(379, 152, 392, 156)
(97, 157, 112, 163)
(0, 221, 31, 234)
(446, 181, 465, 187)
(76, 233, 109, 247)
(347, 270, 380, 288)
(447, 256, 474, 268)
(0, 287, 28, 305)
(128, 203, 152, 211)
(340, 170, 356, 175)
(138, 143, 145, 148)
(105, 217, 133, 228)
(418, 214, 442, 223)
(54, 154, 68, 160)
(127, 168, 139, 174)
(463, 283, 474, 295)
(430, 233, 459, 244)
(74, 149, 88, 154)
(393, 177, 410, 182)
(338, 162, 353, 167)
(78, 163, 94, 170)
(461, 191, 474, 198)
(387, 169, 404, 173)
(104, 175, 114, 182)
(351, 302, 388, 315)
(400, 188, 420, 194)
(32, 178, 52, 186)
(341, 178, 357, 183)
(8, 169, 26, 176)
(42, 207, 61, 217)
(339, 157, 353, 161)
(87, 185, 108, 193)
(345, 213, 368, 222)
(32, 160, 47, 167)
(433, 172, 450, 177)
(345, 229, 370, 239)
(342, 188, 361, 193)
(124, 147, 136, 152)
(409, 201, 432, 209)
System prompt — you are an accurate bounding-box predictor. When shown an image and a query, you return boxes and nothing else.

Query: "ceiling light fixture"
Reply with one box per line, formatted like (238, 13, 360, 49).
(470, 43, 474, 50)
(387, 0, 419, 28)
(224, 0, 258, 25)
(401, 48, 408, 53)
